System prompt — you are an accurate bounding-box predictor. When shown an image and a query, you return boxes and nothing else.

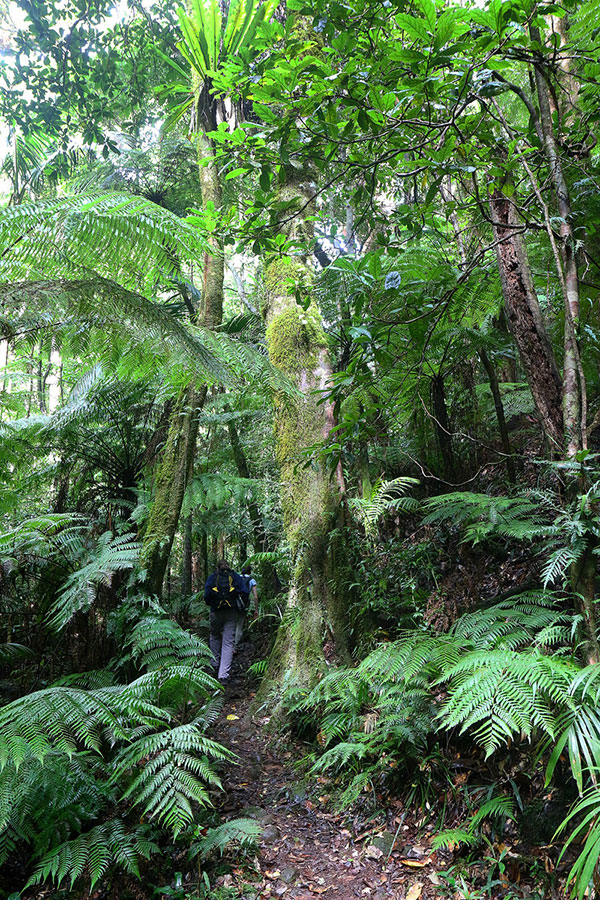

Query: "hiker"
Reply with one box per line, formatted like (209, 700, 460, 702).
(204, 559, 249, 683)
(234, 564, 259, 647)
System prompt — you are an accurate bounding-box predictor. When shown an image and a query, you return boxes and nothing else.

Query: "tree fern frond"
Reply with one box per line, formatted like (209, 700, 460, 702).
(0, 278, 227, 382)
(0, 192, 204, 290)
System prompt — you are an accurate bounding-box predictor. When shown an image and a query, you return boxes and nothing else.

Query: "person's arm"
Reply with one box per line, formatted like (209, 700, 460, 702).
(204, 574, 215, 603)
(251, 582, 259, 618)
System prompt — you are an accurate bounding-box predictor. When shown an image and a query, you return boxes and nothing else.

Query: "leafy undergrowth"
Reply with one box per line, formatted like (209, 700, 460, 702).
(3, 616, 582, 900)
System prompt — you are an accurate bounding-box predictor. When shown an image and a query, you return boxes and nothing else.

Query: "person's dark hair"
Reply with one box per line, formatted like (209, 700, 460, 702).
(217, 559, 230, 571)
(241, 565, 251, 575)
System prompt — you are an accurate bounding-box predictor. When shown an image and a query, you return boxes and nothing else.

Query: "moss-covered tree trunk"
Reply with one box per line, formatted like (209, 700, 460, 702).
(259, 175, 349, 699)
(140, 134, 223, 596)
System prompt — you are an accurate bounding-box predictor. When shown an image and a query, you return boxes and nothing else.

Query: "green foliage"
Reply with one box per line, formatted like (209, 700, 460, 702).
(433, 793, 516, 851)
(28, 820, 158, 890)
(190, 817, 263, 859)
(292, 659, 433, 806)
(115, 722, 229, 835)
(48, 532, 140, 631)
(0, 597, 231, 889)
(159, 0, 279, 131)
(348, 476, 419, 536)
(557, 780, 600, 900)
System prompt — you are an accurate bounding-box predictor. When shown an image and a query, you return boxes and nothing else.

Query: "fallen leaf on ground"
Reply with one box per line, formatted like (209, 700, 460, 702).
(405, 882, 424, 900)
(226, 714, 239, 721)
(265, 870, 281, 879)
(399, 858, 430, 868)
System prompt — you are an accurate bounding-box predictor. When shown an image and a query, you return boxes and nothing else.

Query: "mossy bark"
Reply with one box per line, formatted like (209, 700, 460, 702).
(141, 385, 206, 594)
(256, 175, 349, 706)
(140, 131, 223, 596)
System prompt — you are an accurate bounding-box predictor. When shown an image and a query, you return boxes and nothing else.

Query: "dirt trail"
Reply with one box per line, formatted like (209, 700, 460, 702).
(211, 643, 437, 900)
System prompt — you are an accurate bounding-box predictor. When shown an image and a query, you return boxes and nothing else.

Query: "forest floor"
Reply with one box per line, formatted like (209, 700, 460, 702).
(209, 640, 448, 900)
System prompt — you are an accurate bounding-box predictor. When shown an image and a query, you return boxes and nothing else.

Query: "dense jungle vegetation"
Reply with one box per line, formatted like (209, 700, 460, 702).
(1, 0, 600, 895)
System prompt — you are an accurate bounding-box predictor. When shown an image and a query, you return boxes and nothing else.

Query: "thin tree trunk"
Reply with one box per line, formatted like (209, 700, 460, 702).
(479, 348, 516, 484)
(431, 374, 455, 478)
(530, 27, 583, 455)
(489, 190, 563, 451)
(182, 512, 193, 597)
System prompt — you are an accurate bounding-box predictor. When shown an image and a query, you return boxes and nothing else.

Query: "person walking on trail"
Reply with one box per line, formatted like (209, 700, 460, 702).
(235, 564, 259, 647)
(204, 559, 249, 683)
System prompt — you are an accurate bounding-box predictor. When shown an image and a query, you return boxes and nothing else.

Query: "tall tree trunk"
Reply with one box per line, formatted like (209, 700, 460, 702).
(258, 174, 350, 699)
(140, 133, 223, 596)
(489, 190, 563, 451)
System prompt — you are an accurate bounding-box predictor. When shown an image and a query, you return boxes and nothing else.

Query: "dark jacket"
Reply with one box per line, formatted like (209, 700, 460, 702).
(204, 568, 249, 609)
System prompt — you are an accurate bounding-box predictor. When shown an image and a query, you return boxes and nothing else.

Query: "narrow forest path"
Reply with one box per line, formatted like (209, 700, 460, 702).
(210, 642, 440, 900)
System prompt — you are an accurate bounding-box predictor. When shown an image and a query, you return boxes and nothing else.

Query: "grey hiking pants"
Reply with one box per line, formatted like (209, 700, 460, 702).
(209, 608, 243, 680)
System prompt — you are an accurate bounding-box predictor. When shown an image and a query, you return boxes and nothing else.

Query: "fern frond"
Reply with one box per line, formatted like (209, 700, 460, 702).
(192, 817, 262, 859)
(311, 741, 370, 773)
(27, 820, 157, 889)
(114, 723, 233, 835)
(349, 476, 419, 535)
(0, 687, 127, 767)
(127, 615, 212, 670)
(48, 532, 140, 631)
